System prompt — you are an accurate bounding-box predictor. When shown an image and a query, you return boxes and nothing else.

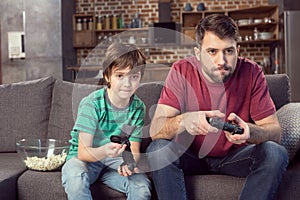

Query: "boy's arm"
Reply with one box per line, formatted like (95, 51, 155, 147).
(78, 131, 125, 162)
(130, 141, 141, 163)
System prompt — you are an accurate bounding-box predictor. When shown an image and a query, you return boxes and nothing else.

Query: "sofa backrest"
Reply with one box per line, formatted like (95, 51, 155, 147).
(0, 76, 55, 152)
(265, 74, 291, 110)
(0, 74, 290, 153)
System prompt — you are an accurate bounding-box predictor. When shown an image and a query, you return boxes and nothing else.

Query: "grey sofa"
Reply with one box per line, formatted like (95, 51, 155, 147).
(0, 74, 300, 200)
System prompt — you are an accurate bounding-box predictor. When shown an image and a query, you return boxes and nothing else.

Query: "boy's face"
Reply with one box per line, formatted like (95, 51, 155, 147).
(106, 66, 141, 107)
(194, 31, 239, 83)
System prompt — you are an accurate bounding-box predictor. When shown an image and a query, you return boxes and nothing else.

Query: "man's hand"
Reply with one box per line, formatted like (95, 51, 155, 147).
(224, 113, 250, 144)
(183, 110, 225, 135)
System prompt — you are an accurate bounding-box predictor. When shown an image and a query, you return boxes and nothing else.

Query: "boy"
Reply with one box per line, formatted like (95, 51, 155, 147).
(62, 42, 151, 200)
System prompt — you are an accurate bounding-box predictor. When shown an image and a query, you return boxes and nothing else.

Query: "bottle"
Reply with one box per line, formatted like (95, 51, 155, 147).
(82, 18, 88, 30)
(112, 14, 118, 29)
(117, 14, 124, 29)
(76, 18, 82, 31)
(132, 13, 142, 28)
(88, 17, 93, 30)
(96, 15, 102, 30)
(105, 15, 110, 30)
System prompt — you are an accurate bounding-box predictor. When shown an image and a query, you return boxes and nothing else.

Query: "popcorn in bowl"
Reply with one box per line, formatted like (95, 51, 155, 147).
(16, 139, 70, 171)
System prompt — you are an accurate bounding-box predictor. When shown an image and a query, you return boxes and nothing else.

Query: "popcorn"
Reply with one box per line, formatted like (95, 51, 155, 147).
(24, 151, 67, 171)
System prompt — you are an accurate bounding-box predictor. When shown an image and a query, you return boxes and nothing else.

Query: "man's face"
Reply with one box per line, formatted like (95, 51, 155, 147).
(194, 31, 239, 83)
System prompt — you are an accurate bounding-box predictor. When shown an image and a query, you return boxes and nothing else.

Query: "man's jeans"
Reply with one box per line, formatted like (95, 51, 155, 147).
(61, 157, 151, 200)
(147, 139, 288, 200)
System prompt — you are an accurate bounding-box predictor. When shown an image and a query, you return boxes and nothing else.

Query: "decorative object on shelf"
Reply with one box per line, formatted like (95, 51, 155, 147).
(197, 3, 205, 11)
(184, 3, 193, 11)
(131, 12, 142, 28)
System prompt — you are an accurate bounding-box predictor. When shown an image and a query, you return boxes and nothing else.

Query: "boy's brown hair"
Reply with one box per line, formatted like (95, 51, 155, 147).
(102, 42, 146, 87)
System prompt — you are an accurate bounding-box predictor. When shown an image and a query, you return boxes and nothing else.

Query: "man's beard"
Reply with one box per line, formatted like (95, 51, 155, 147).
(202, 64, 233, 83)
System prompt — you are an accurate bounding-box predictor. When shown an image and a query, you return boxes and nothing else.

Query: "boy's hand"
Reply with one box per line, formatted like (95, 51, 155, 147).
(118, 164, 139, 176)
(104, 142, 126, 158)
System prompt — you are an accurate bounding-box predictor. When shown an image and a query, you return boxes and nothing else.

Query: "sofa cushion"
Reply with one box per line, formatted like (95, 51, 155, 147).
(265, 74, 291, 110)
(277, 103, 300, 161)
(0, 153, 26, 200)
(136, 81, 164, 153)
(47, 80, 101, 141)
(18, 171, 67, 200)
(0, 76, 55, 152)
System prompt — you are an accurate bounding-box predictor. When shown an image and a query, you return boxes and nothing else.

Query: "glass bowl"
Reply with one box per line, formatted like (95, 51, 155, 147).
(16, 138, 70, 171)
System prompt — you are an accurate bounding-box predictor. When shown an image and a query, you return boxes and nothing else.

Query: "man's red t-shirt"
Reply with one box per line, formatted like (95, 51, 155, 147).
(158, 56, 276, 157)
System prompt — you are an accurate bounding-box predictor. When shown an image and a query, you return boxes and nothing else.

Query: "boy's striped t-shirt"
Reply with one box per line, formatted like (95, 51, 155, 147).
(67, 88, 145, 160)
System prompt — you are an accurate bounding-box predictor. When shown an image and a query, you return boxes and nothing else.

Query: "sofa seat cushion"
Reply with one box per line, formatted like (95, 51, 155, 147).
(18, 171, 67, 200)
(18, 170, 128, 200)
(0, 153, 26, 200)
(0, 76, 55, 152)
(185, 174, 245, 199)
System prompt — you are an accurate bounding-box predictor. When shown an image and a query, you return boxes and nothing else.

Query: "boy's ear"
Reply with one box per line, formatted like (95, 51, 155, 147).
(104, 74, 110, 83)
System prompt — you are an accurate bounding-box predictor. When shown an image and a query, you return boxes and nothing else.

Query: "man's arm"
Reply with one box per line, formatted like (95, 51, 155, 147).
(247, 113, 282, 144)
(150, 104, 225, 140)
(149, 104, 183, 140)
(226, 113, 282, 145)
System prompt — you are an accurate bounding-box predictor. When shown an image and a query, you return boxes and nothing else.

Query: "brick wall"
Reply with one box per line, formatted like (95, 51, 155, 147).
(75, 0, 272, 73)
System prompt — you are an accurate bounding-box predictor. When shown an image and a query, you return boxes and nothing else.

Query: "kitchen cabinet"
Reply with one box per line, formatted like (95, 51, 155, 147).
(181, 5, 279, 45)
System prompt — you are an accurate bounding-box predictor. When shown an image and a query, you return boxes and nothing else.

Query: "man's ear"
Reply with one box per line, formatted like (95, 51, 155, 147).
(194, 46, 201, 59)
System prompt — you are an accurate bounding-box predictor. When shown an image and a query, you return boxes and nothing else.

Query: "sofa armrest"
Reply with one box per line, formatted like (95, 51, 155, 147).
(277, 103, 300, 161)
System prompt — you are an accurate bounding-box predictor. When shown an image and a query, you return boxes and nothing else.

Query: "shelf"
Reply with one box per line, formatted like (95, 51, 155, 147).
(94, 27, 148, 33)
(180, 5, 279, 45)
(238, 39, 279, 45)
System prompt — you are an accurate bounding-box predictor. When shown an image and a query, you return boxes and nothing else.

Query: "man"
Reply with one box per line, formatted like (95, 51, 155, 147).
(146, 14, 288, 200)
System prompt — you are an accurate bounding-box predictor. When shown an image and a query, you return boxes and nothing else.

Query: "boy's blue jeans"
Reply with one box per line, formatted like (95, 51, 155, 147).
(61, 156, 151, 200)
(147, 139, 288, 200)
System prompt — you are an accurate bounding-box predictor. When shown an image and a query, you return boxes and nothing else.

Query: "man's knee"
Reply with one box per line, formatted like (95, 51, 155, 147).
(258, 141, 289, 167)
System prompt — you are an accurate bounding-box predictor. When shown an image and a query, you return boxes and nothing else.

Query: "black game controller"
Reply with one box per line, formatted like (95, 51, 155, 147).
(207, 117, 244, 135)
(110, 125, 137, 171)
